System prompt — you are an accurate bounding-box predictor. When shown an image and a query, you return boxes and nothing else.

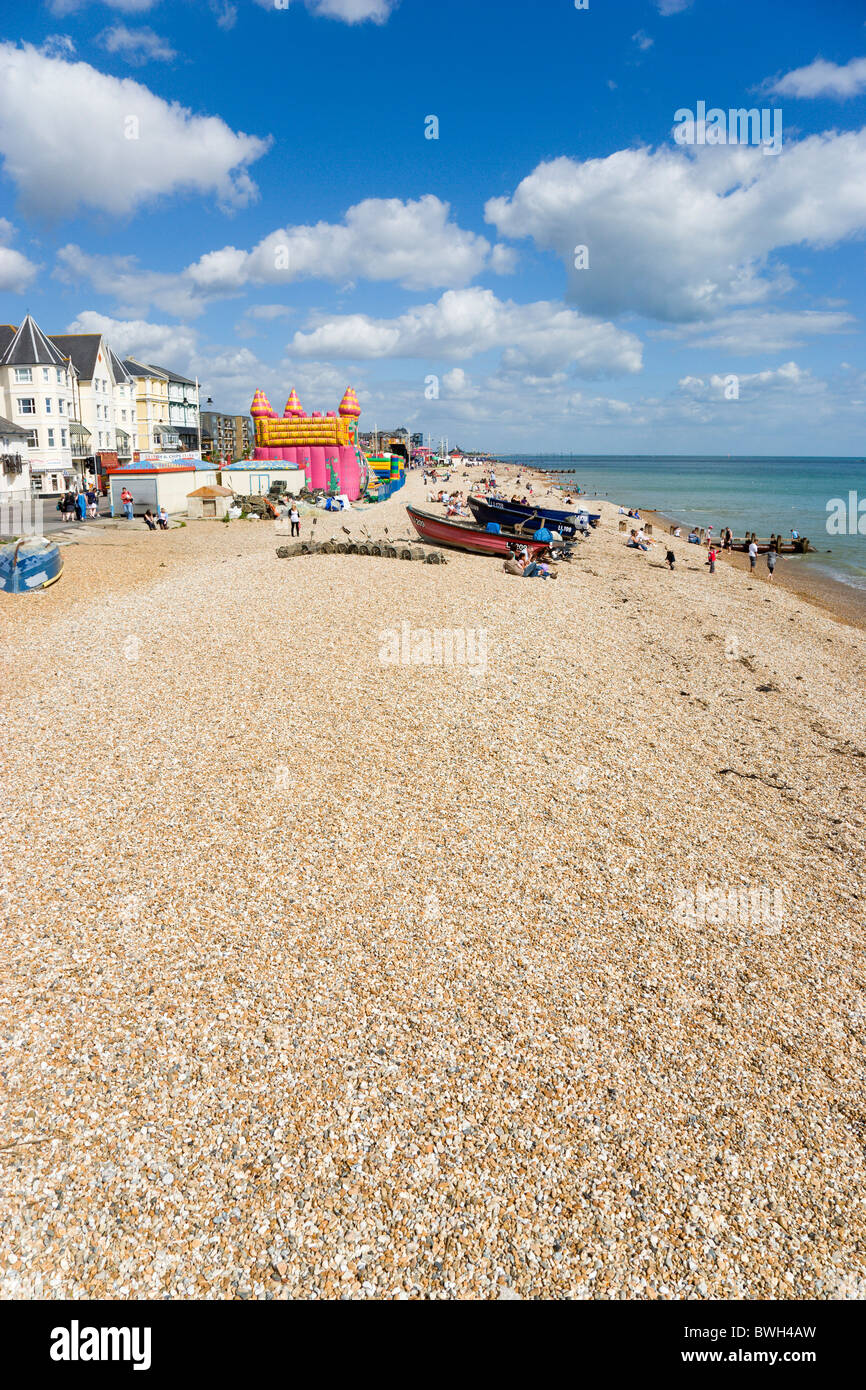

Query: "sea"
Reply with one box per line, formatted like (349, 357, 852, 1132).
(503, 455, 866, 594)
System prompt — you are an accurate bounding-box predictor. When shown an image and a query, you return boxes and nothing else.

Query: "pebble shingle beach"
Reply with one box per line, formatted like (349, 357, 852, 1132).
(2, 468, 864, 1300)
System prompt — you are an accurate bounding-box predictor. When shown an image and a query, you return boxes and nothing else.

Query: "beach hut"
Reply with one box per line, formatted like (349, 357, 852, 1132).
(106, 462, 217, 516)
(187, 484, 234, 519)
(220, 462, 305, 496)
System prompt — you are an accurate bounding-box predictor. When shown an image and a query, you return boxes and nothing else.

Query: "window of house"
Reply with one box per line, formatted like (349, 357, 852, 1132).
(17, 398, 35, 414)
(45, 398, 52, 413)
(56, 368, 64, 384)
(42, 368, 50, 382)
(14, 368, 32, 383)
(58, 398, 65, 414)
(61, 429, 68, 447)
(25, 430, 38, 448)
(47, 428, 55, 447)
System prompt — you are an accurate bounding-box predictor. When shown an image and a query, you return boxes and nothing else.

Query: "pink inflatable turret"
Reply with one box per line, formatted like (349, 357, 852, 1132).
(338, 386, 361, 419)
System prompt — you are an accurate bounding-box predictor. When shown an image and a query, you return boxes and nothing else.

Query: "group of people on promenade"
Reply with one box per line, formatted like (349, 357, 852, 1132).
(57, 487, 100, 522)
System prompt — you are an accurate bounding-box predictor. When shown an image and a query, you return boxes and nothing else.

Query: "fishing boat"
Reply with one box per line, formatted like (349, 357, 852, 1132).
(405, 505, 549, 557)
(468, 495, 600, 536)
(0, 537, 63, 594)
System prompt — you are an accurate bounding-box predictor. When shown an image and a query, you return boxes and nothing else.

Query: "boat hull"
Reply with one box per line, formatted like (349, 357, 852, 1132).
(0, 538, 63, 594)
(468, 495, 600, 535)
(406, 506, 547, 557)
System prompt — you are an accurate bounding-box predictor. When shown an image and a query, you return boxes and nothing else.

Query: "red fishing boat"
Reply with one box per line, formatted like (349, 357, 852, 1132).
(405, 504, 548, 557)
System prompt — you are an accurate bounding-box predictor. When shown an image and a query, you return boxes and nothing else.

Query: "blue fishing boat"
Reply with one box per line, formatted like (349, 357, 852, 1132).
(0, 537, 63, 594)
(468, 495, 600, 536)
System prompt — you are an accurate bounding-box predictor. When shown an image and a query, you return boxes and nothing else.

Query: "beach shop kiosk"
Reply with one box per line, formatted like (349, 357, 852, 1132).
(106, 455, 217, 516)
(220, 461, 305, 496)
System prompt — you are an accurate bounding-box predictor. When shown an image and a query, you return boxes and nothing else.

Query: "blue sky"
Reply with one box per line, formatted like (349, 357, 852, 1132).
(1, 0, 865, 452)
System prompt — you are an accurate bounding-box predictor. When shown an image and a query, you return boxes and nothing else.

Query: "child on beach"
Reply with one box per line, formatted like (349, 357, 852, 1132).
(707, 546, 717, 574)
(666, 549, 676, 570)
(767, 551, 777, 580)
(748, 540, 758, 571)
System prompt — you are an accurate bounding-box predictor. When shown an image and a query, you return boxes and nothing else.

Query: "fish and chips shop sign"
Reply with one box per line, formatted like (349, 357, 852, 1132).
(133, 451, 203, 466)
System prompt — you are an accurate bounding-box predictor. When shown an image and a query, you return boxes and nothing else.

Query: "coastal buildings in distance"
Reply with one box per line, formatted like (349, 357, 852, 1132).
(200, 406, 253, 464)
(0, 311, 252, 496)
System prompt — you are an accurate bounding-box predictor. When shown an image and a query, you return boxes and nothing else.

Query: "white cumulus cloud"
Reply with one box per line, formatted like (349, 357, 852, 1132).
(652, 308, 855, 354)
(288, 287, 643, 377)
(99, 24, 177, 64)
(0, 219, 39, 292)
(253, 0, 398, 21)
(48, 0, 159, 15)
(64, 311, 199, 366)
(56, 197, 507, 313)
(485, 132, 866, 322)
(769, 56, 866, 100)
(0, 41, 269, 217)
(191, 196, 497, 293)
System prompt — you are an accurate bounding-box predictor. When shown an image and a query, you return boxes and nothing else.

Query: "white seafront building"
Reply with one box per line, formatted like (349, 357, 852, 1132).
(0, 313, 201, 495)
(0, 315, 76, 495)
(50, 333, 137, 471)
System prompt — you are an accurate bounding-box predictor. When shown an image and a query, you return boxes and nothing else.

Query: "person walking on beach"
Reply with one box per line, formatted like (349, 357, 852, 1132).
(121, 487, 134, 521)
(748, 539, 758, 572)
(707, 545, 717, 574)
(289, 504, 300, 537)
(766, 550, 777, 581)
(666, 548, 676, 571)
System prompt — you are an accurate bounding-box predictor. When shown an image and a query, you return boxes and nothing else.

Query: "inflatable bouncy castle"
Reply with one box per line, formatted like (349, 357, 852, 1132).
(250, 386, 368, 500)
